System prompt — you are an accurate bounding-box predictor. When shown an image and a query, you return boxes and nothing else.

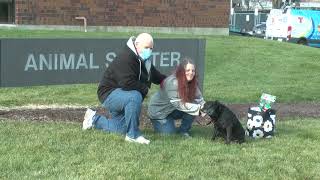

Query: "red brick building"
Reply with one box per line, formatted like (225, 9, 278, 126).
(1, 0, 230, 29)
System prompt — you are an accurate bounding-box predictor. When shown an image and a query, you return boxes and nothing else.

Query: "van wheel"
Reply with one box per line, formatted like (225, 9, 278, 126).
(297, 37, 308, 45)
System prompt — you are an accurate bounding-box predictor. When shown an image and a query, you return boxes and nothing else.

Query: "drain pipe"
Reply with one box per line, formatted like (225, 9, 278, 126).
(75, 16, 87, 32)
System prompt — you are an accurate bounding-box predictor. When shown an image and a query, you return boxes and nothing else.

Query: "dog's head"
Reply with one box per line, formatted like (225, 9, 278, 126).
(201, 100, 222, 119)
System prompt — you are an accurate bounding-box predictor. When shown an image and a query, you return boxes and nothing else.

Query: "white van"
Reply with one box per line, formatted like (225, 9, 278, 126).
(265, 7, 320, 47)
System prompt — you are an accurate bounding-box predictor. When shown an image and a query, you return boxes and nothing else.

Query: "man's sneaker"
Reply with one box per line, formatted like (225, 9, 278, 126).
(82, 108, 96, 130)
(125, 135, 150, 144)
(182, 132, 192, 138)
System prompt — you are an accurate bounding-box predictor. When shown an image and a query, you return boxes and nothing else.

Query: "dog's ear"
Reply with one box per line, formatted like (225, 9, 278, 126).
(214, 100, 221, 105)
(213, 100, 221, 107)
(202, 101, 215, 115)
(213, 100, 223, 113)
(205, 102, 214, 112)
(203, 101, 218, 118)
(203, 101, 213, 109)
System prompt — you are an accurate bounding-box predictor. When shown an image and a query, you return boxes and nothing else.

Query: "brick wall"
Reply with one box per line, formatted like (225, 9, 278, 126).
(15, 0, 229, 28)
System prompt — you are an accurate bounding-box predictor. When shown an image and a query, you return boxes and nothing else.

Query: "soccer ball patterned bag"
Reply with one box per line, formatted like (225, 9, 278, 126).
(246, 107, 276, 139)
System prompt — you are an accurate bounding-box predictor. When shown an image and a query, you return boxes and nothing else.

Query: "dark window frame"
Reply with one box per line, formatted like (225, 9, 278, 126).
(0, 0, 15, 24)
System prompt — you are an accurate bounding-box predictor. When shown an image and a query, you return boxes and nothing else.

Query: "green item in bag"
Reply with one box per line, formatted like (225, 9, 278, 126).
(259, 93, 276, 111)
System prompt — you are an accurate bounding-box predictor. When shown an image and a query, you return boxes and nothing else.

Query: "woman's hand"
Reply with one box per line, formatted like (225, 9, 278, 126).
(199, 103, 207, 117)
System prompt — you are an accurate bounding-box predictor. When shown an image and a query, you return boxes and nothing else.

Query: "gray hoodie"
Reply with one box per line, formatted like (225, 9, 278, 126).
(148, 74, 205, 120)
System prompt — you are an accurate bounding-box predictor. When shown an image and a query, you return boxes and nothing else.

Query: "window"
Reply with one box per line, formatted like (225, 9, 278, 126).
(0, 0, 15, 24)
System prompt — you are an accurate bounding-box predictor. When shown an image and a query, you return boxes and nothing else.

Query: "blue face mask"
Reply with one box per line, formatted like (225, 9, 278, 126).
(140, 48, 152, 61)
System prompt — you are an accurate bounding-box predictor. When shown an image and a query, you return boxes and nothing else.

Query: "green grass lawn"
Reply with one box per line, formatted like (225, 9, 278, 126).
(0, 118, 319, 179)
(0, 29, 320, 179)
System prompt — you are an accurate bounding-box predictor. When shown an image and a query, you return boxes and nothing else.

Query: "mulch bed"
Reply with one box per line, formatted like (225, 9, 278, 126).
(1, 103, 319, 128)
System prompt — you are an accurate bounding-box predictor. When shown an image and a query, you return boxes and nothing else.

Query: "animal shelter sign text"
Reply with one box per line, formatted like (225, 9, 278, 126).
(0, 39, 205, 87)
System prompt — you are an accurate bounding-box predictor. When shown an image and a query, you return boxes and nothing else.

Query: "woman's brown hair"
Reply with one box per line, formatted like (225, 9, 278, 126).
(175, 57, 198, 103)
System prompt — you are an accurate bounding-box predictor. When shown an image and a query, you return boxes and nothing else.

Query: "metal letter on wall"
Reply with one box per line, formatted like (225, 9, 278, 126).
(0, 39, 205, 88)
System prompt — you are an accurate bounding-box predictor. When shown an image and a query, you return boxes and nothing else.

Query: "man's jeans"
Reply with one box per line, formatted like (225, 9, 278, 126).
(93, 88, 143, 139)
(150, 110, 195, 134)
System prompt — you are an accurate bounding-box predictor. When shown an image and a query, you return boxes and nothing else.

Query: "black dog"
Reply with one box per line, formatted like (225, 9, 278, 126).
(201, 100, 245, 144)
